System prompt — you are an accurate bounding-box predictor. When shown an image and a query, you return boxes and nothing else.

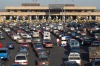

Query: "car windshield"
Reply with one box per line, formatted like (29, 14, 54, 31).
(16, 56, 26, 60)
(0, 50, 6, 53)
(69, 57, 80, 60)
(34, 44, 43, 47)
(70, 40, 79, 47)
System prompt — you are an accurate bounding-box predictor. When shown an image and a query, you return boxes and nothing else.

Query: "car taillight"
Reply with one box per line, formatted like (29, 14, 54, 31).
(23, 62, 27, 63)
(14, 62, 19, 64)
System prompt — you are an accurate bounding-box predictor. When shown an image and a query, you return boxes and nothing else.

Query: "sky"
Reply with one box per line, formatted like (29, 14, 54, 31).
(0, 0, 100, 9)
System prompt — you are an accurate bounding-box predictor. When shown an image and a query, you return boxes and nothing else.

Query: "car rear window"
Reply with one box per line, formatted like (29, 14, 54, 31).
(16, 56, 26, 60)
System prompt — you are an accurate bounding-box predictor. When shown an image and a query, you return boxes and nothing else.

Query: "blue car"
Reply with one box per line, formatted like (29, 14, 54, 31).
(7, 42, 14, 49)
(11, 64, 22, 66)
(0, 48, 11, 60)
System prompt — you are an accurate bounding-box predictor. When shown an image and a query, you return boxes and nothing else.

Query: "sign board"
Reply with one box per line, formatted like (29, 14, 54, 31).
(49, 4, 64, 9)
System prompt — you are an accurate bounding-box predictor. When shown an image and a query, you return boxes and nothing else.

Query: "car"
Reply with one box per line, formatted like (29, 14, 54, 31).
(69, 39, 80, 48)
(16, 38, 24, 44)
(11, 34, 21, 41)
(19, 46, 28, 51)
(35, 49, 50, 57)
(14, 53, 28, 65)
(68, 52, 81, 65)
(70, 47, 80, 53)
(92, 59, 100, 66)
(64, 61, 79, 66)
(81, 36, 95, 46)
(0, 48, 11, 60)
(6, 42, 14, 49)
(23, 37, 32, 43)
(36, 57, 50, 66)
(43, 41, 53, 48)
(21, 42, 30, 48)
(11, 63, 22, 66)
(91, 41, 100, 46)
(94, 33, 100, 40)
(33, 43, 44, 52)
(19, 46, 29, 56)
(0, 34, 5, 39)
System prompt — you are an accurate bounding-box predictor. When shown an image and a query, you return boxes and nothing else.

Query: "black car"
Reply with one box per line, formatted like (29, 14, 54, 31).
(35, 57, 49, 66)
(70, 47, 80, 53)
(63, 61, 79, 66)
(35, 49, 50, 57)
(81, 36, 95, 46)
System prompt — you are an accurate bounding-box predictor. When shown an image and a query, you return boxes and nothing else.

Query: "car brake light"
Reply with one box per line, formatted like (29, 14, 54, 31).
(14, 62, 19, 64)
(23, 62, 27, 63)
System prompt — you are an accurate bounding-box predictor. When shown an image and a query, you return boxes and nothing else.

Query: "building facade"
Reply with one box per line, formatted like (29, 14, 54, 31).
(0, 3, 100, 22)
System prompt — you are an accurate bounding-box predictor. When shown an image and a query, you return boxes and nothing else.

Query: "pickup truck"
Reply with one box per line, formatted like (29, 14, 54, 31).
(0, 48, 11, 60)
(89, 46, 100, 62)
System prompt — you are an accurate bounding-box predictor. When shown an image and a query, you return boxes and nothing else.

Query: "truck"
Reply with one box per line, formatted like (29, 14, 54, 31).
(43, 31, 51, 40)
(89, 46, 100, 62)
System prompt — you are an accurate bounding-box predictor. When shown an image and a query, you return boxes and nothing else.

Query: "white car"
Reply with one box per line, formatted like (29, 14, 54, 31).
(3, 28, 10, 32)
(11, 34, 21, 41)
(14, 53, 28, 65)
(68, 52, 81, 65)
(16, 38, 24, 44)
(61, 41, 67, 47)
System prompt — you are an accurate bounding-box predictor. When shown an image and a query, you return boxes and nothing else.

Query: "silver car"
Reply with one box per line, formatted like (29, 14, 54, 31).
(14, 53, 28, 65)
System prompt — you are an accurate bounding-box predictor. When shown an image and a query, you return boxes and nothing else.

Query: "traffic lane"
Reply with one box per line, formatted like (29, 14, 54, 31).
(81, 46, 92, 66)
(50, 33, 67, 66)
(51, 32, 92, 66)
(0, 29, 19, 66)
(49, 45, 66, 66)
(0, 29, 38, 66)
